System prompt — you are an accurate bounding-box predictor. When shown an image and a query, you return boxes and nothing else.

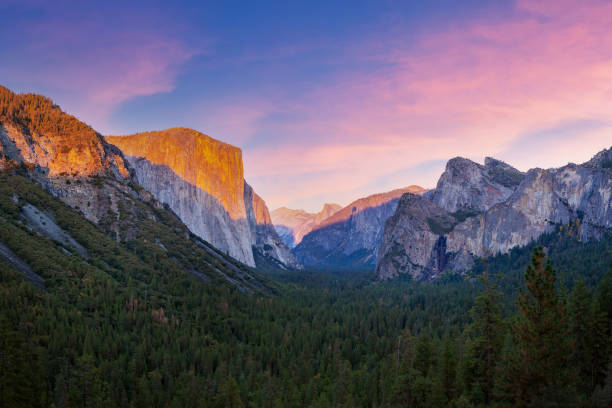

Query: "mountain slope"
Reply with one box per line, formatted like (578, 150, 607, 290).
(0, 85, 271, 289)
(106, 129, 300, 270)
(293, 186, 427, 269)
(0, 86, 129, 180)
(377, 149, 612, 280)
(244, 182, 301, 269)
(0, 171, 270, 294)
(271, 203, 342, 248)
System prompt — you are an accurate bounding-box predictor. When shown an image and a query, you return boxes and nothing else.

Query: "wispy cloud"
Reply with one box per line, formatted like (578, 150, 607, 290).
(240, 0, 612, 210)
(0, 1, 202, 131)
(2, 1, 611, 212)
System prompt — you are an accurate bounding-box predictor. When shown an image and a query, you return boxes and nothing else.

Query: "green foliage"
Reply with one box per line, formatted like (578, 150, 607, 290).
(463, 264, 504, 405)
(427, 215, 457, 234)
(0, 172, 611, 406)
(0, 85, 100, 143)
(450, 208, 480, 223)
(501, 247, 573, 407)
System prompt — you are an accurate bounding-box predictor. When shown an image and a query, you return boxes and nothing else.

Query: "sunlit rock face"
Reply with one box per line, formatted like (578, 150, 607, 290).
(107, 128, 299, 269)
(120, 154, 256, 266)
(107, 128, 245, 219)
(293, 186, 427, 269)
(0, 87, 173, 242)
(0, 121, 129, 179)
(376, 149, 612, 281)
(271, 203, 342, 248)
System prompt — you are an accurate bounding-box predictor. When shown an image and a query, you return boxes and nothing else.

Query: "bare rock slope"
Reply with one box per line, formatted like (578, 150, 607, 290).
(377, 150, 612, 280)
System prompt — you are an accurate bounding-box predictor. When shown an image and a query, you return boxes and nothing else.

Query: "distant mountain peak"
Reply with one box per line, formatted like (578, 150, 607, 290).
(426, 155, 525, 213)
(271, 202, 344, 248)
(292, 186, 428, 269)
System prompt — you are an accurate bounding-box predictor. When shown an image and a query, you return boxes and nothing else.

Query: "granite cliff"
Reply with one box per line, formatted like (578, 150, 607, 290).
(271, 203, 342, 248)
(0, 86, 140, 238)
(107, 129, 299, 269)
(377, 150, 612, 280)
(0, 86, 298, 274)
(0, 86, 269, 290)
(293, 186, 427, 269)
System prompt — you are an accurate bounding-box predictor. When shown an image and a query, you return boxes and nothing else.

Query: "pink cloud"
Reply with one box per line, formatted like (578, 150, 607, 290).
(243, 0, 612, 211)
(2, 8, 201, 131)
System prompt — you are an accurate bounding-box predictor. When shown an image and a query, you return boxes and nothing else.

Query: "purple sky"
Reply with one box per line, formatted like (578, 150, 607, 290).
(2, 0, 611, 212)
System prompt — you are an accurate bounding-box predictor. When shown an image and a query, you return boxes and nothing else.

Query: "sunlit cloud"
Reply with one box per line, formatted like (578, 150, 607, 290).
(2, 0, 611, 213)
(241, 0, 612, 211)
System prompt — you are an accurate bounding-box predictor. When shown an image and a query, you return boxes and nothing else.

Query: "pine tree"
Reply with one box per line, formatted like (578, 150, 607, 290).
(568, 278, 608, 396)
(569, 279, 592, 394)
(215, 376, 243, 408)
(464, 263, 504, 406)
(502, 247, 573, 407)
(592, 361, 612, 408)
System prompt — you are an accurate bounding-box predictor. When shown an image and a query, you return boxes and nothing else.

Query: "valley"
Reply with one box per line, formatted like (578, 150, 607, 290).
(1, 84, 612, 407)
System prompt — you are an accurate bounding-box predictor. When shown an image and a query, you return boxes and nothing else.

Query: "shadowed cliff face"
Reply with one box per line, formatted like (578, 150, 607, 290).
(122, 155, 256, 266)
(244, 182, 301, 269)
(271, 203, 342, 248)
(293, 186, 427, 269)
(377, 150, 612, 281)
(425, 156, 525, 213)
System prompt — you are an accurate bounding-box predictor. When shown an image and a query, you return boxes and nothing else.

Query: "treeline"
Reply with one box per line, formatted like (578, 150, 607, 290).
(0, 85, 99, 141)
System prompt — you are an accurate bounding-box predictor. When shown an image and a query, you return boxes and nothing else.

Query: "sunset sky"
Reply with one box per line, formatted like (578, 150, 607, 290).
(2, 0, 612, 212)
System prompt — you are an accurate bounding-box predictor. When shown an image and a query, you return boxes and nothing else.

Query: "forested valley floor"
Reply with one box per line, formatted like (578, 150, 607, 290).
(2, 173, 612, 407)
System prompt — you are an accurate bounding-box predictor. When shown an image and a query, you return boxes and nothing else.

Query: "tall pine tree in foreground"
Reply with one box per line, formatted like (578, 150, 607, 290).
(501, 247, 573, 407)
(464, 262, 503, 406)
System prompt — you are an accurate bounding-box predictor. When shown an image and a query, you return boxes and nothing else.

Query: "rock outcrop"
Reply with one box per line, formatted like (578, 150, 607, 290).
(244, 183, 301, 269)
(271, 203, 342, 248)
(115, 152, 255, 265)
(0, 86, 142, 238)
(425, 156, 525, 213)
(0, 86, 129, 180)
(293, 186, 427, 269)
(107, 128, 299, 269)
(376, 150, 612, 281)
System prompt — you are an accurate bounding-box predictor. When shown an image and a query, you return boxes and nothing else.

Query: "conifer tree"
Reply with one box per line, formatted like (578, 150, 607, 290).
(464, 263, 503, 406)
(568, 278, 608, 395)
(502, 247, 573, 407)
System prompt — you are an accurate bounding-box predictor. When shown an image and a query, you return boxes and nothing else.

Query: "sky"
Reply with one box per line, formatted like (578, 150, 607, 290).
(1, 0, 612, 212)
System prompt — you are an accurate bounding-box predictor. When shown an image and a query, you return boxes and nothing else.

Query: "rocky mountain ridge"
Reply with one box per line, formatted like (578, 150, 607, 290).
(0, 86, 297, 275)
(377, 150, 612, 280)
(293, 185, 427, 269)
